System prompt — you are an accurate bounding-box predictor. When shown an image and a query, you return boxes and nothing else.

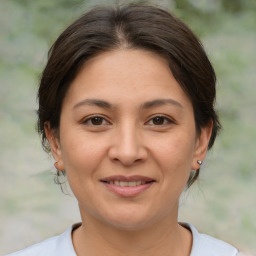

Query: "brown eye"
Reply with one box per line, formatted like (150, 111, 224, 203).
(82, 116, 109, 126)
(91, 117, 104, 125)
(152, 116, 165, 125)
(146, 115, 174, 126)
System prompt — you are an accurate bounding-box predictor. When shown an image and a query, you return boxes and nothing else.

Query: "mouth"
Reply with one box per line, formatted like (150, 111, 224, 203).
(100, 175, 156, 197)
(101, 180, 151, 186)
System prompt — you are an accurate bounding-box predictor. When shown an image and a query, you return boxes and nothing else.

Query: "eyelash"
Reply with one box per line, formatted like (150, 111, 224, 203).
(82, 115, 175, 127)
(145, 115, 175, 126)
(82, 115, 111, 126)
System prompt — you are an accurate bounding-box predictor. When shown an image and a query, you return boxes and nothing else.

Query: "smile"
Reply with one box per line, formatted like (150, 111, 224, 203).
(103, 180, 148, 186)
(100, 175, 155, 197)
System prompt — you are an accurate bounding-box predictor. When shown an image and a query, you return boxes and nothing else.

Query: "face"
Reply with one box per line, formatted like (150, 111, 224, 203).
(46, 49, 211, 231)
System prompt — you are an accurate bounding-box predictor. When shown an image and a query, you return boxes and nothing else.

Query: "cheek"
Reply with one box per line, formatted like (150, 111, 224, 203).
(152, 132, 196, 170)
(149, 132, 196, 196)
(59, 134, 108, 201)
(59, 130, 108, 175)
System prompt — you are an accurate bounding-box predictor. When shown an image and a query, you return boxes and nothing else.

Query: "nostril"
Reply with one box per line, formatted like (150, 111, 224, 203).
(132, 158, 146, 165)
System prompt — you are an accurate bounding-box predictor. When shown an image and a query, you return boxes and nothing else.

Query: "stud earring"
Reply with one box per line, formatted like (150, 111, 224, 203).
(54, 161, 66, 176)
(54, 161, 60, 170)
(197, 160, 203, 166)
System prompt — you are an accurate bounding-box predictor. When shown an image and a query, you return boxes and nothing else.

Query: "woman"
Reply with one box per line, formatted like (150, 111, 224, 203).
(7, 3, 241, 256)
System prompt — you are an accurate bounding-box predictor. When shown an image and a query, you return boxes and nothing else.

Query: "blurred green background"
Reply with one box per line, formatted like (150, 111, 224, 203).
(1, 0, 255, 254)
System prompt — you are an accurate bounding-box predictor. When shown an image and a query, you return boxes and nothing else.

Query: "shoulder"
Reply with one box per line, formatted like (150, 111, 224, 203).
(5, 236, 60, 256)
(182, 223, 239, 256)
(5, 224, 78, 256)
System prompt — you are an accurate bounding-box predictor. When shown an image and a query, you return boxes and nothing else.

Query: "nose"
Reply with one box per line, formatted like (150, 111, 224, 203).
(108, 123, 148, 166)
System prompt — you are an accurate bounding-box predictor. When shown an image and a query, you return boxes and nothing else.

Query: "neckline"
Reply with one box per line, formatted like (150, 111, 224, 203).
(69, 222, 193, 255)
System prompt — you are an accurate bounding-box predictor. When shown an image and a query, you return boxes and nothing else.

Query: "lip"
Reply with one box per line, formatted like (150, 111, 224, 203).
(100, 175, 155, 197)
(101, 175, 154, 182)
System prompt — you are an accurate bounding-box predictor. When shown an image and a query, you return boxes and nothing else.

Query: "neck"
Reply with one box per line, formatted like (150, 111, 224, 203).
(72, 211, 192, 256)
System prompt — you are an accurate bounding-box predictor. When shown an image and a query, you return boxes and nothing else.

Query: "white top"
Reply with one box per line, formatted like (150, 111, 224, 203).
(6, 223, 239, 256)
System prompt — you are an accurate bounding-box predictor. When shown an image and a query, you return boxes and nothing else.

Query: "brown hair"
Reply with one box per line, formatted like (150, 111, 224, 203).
(37, 4, 221, 187)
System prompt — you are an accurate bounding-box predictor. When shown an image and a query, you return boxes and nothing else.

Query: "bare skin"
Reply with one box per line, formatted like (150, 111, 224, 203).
(73, 203, 192, 256)
(45, 49, 212, 256)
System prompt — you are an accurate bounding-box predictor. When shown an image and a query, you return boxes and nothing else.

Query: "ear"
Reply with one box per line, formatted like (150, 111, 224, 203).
(44, 122, 64, 170)
(191, 121, 213, 170)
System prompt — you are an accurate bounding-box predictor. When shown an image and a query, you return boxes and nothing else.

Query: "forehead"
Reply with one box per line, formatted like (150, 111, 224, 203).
(63, 49, 192, 109)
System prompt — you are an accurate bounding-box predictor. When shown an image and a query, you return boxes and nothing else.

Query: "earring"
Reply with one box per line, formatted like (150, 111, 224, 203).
(54, 161, 66, 176)
(197, 160, 203, 166)
(54, 161, 60, 170)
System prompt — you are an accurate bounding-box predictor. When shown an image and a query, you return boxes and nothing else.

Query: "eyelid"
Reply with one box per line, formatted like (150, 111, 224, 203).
(81, 114, 112, 125)
(145, 114, 176, 125)
(80, 114, 175, 126)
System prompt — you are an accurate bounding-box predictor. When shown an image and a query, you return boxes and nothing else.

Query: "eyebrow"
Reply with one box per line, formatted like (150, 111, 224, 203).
(73, 98, 183, 110)
(141, 99, 183, 109)
(73, 99, 114, 110)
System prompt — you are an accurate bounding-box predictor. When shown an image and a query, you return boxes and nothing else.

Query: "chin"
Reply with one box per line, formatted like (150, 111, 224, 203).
(100, 210, 157, 231)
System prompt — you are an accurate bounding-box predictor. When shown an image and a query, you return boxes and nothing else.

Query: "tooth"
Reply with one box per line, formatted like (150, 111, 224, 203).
(112, 181, 148, 186)
(120, 181, 127, 187)
(128, 181, 136, 187)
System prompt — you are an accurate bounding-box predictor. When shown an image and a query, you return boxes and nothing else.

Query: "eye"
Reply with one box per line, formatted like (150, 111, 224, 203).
(82, 116, 110, 126)
(146, 115, 174, 126)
